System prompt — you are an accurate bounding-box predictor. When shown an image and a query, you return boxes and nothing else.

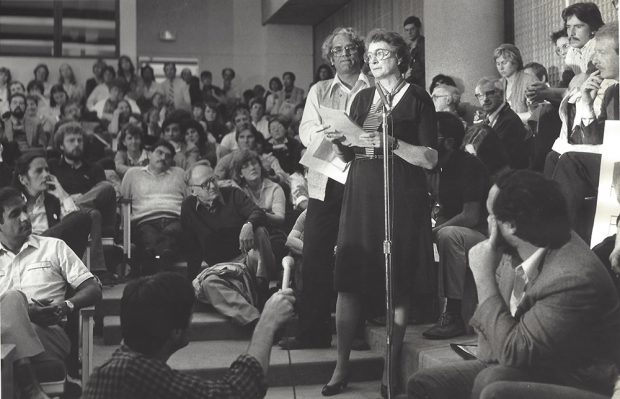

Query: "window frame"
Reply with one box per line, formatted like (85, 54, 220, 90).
(0, 0, 120, 59)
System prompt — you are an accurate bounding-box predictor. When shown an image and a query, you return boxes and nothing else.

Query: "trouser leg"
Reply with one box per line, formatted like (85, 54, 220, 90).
(297, 179, 343, 344)
(407, 360, 487, 399)
(43, 210, 91, 258)
(75, 181, 117, 235)
(1, 291, 45, 360)
(253, 226, 276, 280)
(480, 381, 609, 399)
(200, 274, 260, 326)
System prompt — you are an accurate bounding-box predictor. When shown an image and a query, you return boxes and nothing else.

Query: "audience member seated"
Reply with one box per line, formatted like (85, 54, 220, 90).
(85, 59, 107, 101)
(0, 187, 102, 399)
(545, 22, 618, 244)
(86, 66, 116, 111)
(215, 127, 288, 184)
(191, 102, 208, 132)
(408, 170, 620, 399)
(1, 93, 47, 153)
(92, 79, 140, 124)
(120, 139, 185, 275)
(183, 162, 275, 324)
(106, 98, 133, 137)
(0, 137, 20, 187)
(493, 44, 537, 123)
(272, 72, 305, 119)
(231, 149, 288, 269)
(204, 101, 228, 143)
(25, 95, 53, 148)
(221, 67, 241, 114)
(265, 77, 283, 115)
(48, 84, 69, 122)
(114, 124, 149, 178)
(10, 80, 26, 97)
(423, 113, 490, 340)
(160, 62, 191, 112)
(522, 62, 563, 172)
(250, 98, 270, 139)
(174, 119, 217, 169)
(49, 122, 117, 274)
(117, 55, 139, 100)
(314, 64, 334, 85)
(550, 29, 576, 88)
(58, 63, 83, 104)
(161, 115, 186, 154)
(474, 77, 530, 169)
(200, 70, 224, 105)
(428, 73, 457, 95)
(136, 64, 161, 113)
(267, 116, 303, 175)
(218, 105, 254, 157)
(431, 84, 466, 127)
(83, 272, 294, 399)
(0, 67, 10, 114)
(462, 124, 511, 182)
(33, 63, 51, 98)
(14, 153, 92, 258)
(289, 161, 309, 211)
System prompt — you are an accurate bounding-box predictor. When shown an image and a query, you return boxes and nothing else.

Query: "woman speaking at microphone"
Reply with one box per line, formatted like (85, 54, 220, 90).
(322, 29, 437, 397)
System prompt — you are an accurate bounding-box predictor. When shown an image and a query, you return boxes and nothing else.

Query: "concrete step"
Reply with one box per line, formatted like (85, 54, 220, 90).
(92, 338, 383, 387)
(102, 311, 253, 345)
(265, 380, 408, 398)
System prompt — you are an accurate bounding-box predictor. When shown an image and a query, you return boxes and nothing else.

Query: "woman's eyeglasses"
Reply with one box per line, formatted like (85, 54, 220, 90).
(363, 49, 394, 63)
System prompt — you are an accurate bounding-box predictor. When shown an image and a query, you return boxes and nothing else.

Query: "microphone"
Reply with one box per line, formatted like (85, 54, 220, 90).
(375, 83, 392, 114)
(281, 256, 295, 290)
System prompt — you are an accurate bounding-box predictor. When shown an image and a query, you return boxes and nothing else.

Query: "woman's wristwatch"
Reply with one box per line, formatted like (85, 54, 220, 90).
(392, 137, 400, 150)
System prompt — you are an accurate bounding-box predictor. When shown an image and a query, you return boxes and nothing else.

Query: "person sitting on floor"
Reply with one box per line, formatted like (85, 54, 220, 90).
(182, 161, 276, 325)
(120, 139, 185, 275)
(0, 187, 102, 399)
(408, 170, 620, 399)
(423, 112, 490, 340)
(84, 272, 294, 399)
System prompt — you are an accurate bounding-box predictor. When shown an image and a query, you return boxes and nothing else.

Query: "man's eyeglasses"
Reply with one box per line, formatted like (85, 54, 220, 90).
(363, 49, 394, 63)
(331, 45, 358, 56)
(189, 178, 217, 190)
(474, 89, 498, 100)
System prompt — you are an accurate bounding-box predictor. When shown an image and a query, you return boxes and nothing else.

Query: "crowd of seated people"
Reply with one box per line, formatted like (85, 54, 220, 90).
(1, 2, 619, 398)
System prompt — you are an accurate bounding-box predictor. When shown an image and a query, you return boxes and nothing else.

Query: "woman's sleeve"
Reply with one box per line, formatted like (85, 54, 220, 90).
(414, 92, 437, 149)
(270, 184, 286, 219)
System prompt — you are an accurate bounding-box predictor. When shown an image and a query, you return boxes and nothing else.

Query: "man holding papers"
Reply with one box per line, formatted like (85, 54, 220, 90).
(278, 27, 371, 350)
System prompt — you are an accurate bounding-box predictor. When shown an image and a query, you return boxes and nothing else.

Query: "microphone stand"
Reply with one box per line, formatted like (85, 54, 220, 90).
(377, 84, 395, 399)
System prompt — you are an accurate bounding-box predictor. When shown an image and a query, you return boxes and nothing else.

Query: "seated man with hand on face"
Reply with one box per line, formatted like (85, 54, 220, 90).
(0, 187, 102, 399)
(182, 161, 276, 326)
(84, 272, 295, 399)
(408, 170, 620, 399)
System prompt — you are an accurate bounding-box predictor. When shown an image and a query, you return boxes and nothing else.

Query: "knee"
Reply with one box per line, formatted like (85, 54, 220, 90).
(254, 226, 270, 240)
(407, 370, 442, 399)
(479, 382, 512, 399)
(472, 366, 516, 397)
(1, 290, 28, 309)
(97, 181, 116, 200)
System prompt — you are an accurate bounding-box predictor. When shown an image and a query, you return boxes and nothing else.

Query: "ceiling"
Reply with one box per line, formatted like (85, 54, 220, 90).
(262, 0, 351, 25)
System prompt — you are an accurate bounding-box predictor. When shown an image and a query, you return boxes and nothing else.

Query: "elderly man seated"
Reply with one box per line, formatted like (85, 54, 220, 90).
(182, 161, 275, 326)
(408, 170, 620, 399)
(120, 139, 186, 275)
(84, 272, 294, 399)
(14, 152, 91, 258)
(431, 84, 466, 127)
(0, 187, 102, 399)
(474, 77, 530, 169)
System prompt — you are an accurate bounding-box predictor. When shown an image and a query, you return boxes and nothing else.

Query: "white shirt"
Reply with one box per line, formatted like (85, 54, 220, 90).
(0, 235, 93, 304)
(509, 247, 546, 316)
(28, 194, 79, 235)
(565, 38, 596, 75)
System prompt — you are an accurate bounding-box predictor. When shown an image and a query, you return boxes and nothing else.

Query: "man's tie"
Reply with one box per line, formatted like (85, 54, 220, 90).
(168, 80, 175, 104)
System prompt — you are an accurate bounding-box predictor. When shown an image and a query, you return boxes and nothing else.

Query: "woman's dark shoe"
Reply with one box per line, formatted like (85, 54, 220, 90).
(321, 377, 348, 396)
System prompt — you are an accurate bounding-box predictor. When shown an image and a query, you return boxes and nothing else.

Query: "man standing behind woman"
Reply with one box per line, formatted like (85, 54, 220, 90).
(322, 29, 437, 397)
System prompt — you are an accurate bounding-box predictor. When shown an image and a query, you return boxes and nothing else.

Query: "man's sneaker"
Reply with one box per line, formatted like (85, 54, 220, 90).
(422, 311, 466, 339)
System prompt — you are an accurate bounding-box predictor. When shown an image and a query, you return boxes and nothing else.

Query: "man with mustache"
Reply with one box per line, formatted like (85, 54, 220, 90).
(1, 93, 46, 152)
(120, 139, 186, 275)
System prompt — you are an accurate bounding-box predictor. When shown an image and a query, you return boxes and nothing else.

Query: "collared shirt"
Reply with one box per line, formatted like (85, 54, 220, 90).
(565, 38, 596, 75)
(83, 346, 266, 399)
(487, 102, 507, 128)
(48, 157, 106, 195)
(509, 247, 547, 316)
(299, 73, 372, 200)
(0, 235, 93, 304)
(159, 77, 191, 111)
(28, 193, 79, 234)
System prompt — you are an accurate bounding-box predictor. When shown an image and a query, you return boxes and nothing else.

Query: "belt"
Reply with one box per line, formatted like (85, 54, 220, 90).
(353, 147, 394, 160)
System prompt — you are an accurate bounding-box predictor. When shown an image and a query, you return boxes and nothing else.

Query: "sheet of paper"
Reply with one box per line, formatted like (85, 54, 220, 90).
(591, 120, 620, 248)
(317, 107, 366, 147)
(299, 135, 349, 184)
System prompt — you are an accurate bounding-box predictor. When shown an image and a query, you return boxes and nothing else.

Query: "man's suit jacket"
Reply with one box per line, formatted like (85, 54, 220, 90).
(493, 104, 530, 169)
(577, 83, 619, 145)
(470, 232, 620, 395)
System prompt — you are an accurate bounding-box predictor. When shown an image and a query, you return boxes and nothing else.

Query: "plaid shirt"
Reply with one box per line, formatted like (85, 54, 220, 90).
(84, 346, 266, 399)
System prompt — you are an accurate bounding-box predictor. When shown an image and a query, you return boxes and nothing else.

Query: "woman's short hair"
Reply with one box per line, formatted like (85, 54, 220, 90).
(26, 80, 44, 94)
(429, 74, 457, 94)
(118, 55, 136, 76)
(268, 115, 291, 131)
(269, 77, 283, 92)
(140, 64, 154, 78)
(493, 43, 524, 70)
(103, 65, 117, 78)
(550, 28, 568, 44)
(121, 272, 195, 356)
(49, 84, 68, 107)
(493, 170, 571, 249)
(231, 149, 267, 185)
(0, 67, 12, 83)
(314, 64, 334, 83)
(561, 2, 604, 32)
(321, 27, 366, 66)
(60, 99, 81, 116)
(181, 119, 207, 150)
(117, 124, 144, 151)
(365, 29, 411, 74)
(282, 71, 296, 81)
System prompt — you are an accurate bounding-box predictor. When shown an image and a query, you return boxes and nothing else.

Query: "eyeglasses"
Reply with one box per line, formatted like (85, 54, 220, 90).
(474, 89, 498, 100)
(554, 43, 570, 56)
(363, 49, 394, 63)
(331, 45, 358, 56)
(189, 178, 217, 190)
(431, 94, 450, 100)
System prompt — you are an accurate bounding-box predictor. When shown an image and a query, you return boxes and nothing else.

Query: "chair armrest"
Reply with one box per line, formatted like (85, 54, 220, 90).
(118, 198, 132, 259)
(80, 306, 95, 388)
